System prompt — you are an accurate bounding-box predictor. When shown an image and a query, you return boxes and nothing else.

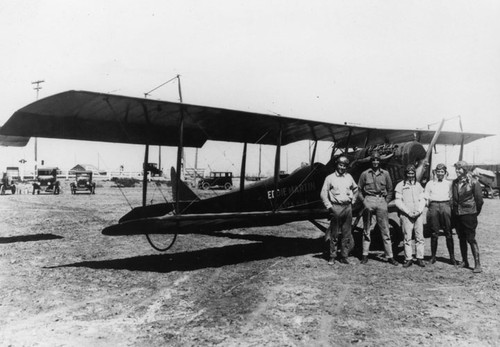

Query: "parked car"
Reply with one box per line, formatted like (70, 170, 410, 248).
(198, 171, 233, 190)
(145, 163, 163, 177)
(70, 171, 96, 194)
(33, 167, 61, 194)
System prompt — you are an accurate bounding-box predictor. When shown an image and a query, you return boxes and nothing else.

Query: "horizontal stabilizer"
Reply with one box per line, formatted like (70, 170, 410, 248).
(118, 203, 174, 223)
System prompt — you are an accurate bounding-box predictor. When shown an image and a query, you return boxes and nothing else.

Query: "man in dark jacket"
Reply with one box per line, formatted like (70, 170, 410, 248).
(452, 161, 484, 273)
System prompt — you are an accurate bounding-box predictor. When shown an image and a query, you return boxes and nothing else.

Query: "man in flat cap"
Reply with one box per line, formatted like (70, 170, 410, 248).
(320, 155, 358, 265)
(452, 161, 484, 273)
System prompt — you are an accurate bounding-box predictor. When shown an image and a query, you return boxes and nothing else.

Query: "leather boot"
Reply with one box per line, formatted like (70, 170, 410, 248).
(459, 238, 469, 268)
(471, 241, 482, 273)
(430, 238, 438, 264)
(446, 238, 459, 266)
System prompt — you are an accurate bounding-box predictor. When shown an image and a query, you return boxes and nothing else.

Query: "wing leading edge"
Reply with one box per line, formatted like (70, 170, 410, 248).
(0, 90, 493, 148)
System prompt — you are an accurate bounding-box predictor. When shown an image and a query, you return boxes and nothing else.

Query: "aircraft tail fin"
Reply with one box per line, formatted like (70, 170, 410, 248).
(171, 167, 200, 202)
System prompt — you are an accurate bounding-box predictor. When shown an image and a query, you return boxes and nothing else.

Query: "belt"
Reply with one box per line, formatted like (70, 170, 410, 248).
(332, 202, 352, 206)
(430, 200, 449, 203)
(367, 193, 385, 197)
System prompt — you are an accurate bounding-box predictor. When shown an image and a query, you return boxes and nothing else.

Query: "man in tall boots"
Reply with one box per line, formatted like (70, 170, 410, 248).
(452, 161, 484, 273)
(424, 163, 458, 265)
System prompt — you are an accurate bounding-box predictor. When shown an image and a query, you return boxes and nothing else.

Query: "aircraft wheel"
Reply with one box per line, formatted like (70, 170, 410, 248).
(202, 182, 210, 190)
(145, 233, 177, 252)
(224, 182, 232, 190)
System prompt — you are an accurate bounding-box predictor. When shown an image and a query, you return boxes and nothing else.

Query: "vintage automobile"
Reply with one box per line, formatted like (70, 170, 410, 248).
(70, 171, 96, 194)
(0, 171, 16, 194)
(474, 167, 500, 199)
(197, 171, 233, 190)
(145, 163, 163, 177)
(33, 167, 61, 194)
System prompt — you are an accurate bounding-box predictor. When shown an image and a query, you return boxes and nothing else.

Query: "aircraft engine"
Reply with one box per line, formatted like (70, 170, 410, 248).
(345, 141, 428, 184)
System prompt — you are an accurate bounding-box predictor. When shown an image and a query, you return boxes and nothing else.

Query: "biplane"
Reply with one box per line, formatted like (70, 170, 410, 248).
(0, 90, 493, 252)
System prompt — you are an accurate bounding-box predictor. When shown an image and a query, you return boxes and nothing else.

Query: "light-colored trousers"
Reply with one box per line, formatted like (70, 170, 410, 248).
(400, 214, 424, 260)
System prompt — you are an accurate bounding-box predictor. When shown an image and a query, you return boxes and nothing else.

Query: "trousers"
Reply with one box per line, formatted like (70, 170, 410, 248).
(325, 204, 353, 259)
(400, 214, 424, 260)
(362, 196, 393, 258)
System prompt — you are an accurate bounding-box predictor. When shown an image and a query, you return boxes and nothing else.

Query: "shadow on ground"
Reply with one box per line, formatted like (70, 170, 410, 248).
(0, 233, 63, 244)
(50, 232, 324, 273)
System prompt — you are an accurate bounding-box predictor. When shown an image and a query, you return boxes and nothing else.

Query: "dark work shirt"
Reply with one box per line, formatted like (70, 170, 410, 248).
(358, 168, 393, 203)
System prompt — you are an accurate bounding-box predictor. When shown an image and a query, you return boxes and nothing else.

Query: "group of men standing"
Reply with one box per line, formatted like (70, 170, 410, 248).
(320, 151, 484, 273)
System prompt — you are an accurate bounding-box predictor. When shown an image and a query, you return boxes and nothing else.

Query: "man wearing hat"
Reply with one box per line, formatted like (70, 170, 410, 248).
(424, 163, 458, 265)
(452, 160, 484, 273)
(357, 150, 398, 266)
(395, 164, 426, 268)
(320, 155, 358, 265)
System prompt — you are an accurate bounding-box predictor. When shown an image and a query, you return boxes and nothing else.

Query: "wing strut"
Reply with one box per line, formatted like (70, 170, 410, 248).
(175, 107, 185, 214)
(310, 140, 318, 167)
(273, 127, 282, 212)
(458, 116, 464, 161)
(240, 142, 247, 195)
(143, 144, 149, 206)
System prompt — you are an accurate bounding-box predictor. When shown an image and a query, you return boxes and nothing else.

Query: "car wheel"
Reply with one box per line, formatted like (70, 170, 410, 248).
(0, 185, 5, 195)
(224, 182, 232, 190)
(202, 182, 210, 190)
(493, 188, 500, 199)
(11, 186, 16, 194)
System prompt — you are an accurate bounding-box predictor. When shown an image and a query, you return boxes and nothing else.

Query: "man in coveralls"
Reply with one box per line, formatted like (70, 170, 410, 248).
(452, 161, 484, 273)
(320, 156, 358, 265)
(394, 164, 426, 268)
(358, 151, 398, 266)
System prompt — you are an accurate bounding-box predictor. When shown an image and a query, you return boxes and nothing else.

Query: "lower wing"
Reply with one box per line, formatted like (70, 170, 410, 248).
(103, 209, 328, 236)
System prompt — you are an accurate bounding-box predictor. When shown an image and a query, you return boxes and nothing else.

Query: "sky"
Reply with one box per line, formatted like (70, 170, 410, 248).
(1, 0, 499, 177)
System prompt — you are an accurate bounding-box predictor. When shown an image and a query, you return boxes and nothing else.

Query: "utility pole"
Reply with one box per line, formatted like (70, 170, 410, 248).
(32, 80, 45, 177)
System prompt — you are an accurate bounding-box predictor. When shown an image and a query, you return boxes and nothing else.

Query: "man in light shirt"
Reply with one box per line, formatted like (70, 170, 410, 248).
(424, 163, 458, 265)
(320, 156, 358, 265)
(395, 165, 426, 268)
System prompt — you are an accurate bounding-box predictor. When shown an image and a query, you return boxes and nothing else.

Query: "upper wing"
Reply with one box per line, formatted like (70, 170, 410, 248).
(0, 90, 493, 147)
(0, 128, 30, 147)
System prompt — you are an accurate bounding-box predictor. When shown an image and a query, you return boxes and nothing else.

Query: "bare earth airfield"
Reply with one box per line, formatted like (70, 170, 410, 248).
(1, 180, 499, 346)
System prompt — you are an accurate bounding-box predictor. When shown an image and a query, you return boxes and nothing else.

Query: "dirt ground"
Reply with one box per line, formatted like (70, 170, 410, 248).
(1, 181, 500, 346)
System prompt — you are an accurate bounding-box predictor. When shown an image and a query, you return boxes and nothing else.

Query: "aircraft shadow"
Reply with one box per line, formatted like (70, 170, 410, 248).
(0, 233, 63, 244)
(49, 233, 325, 273)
